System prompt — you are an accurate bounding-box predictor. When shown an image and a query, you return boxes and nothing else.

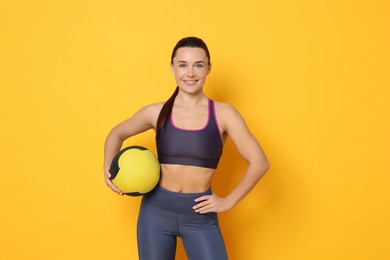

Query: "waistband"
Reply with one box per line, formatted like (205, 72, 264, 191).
(143, 185, 212, 215)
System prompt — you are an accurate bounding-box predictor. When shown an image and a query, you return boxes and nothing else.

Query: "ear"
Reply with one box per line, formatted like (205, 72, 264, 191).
(170, 63, 174, 74)
(207, 62, 212, 75)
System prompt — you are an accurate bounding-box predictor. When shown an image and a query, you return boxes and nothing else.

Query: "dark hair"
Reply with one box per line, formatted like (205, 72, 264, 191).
(156, 37, 211, 137)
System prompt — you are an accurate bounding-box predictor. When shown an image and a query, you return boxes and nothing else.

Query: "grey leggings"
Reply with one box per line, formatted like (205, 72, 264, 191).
(137, 186, 228, 260)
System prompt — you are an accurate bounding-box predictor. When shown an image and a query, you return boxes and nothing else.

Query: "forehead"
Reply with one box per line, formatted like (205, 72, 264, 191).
(173, 47, 208, 63)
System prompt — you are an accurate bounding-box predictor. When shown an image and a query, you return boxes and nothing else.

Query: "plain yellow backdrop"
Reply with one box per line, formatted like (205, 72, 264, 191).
(1, 0, 389, 259)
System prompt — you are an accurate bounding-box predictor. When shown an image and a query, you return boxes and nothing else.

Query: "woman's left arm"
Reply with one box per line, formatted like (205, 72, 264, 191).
(194, 103, 270, 213)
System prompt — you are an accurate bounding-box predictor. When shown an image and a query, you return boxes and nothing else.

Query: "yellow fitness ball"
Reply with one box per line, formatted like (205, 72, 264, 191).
(110, 146, 160, 196)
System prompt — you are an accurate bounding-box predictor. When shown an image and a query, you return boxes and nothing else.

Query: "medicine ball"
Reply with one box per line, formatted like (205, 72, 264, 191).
(110, 146, 160, 196)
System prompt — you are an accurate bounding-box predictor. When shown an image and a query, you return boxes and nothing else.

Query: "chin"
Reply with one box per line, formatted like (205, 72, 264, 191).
(182, 86, 203, 93)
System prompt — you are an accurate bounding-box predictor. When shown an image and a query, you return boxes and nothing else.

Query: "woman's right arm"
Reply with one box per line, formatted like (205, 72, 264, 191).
(103, 103, 162, 195)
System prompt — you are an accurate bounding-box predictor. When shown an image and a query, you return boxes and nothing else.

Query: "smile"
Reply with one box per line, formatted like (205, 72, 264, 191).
(183, 80, 198, 85)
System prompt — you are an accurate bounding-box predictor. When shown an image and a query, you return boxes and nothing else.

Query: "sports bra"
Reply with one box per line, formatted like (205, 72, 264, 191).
(156, 99, 223, 169)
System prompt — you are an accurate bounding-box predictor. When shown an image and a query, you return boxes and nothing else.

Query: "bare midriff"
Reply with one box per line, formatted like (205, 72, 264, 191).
(159, 164, 216, 193)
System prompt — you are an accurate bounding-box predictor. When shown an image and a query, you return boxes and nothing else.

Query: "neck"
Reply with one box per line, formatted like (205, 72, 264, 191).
(175, 92, 208, 108)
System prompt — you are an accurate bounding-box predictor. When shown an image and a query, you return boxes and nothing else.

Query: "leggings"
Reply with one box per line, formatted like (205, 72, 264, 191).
(137, 186, 228, 260)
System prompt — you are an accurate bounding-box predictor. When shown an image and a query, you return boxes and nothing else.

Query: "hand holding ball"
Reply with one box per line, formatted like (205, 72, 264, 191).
(110, 146, 160, 196)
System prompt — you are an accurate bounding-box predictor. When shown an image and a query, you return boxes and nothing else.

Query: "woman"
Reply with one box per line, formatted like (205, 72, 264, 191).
(104, 36, 269, 260)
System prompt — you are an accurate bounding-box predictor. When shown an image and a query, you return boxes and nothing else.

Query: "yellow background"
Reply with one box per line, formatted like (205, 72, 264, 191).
(1, 1, 389, 259)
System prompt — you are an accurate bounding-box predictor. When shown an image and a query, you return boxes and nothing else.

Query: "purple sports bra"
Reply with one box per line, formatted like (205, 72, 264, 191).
(156, 99, 223, 169)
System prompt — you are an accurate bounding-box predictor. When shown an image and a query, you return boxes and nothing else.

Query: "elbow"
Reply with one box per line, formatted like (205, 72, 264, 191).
(263, 159, 270, 172)
(256, 159, 270, 178)
(263, 161, 270, 174)
(248, 158, 270, 180)
(108, 125, 126, 142)
(259, 160, 270, 176)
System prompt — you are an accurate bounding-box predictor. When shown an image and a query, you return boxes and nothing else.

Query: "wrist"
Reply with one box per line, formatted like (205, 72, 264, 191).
(103, 163, 111, 172)
(224, 196, 236, 211)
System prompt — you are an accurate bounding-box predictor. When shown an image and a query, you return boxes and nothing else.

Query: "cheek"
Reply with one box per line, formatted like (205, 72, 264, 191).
(172, 69, 183, 78)
(175, 71, 186, 79)
(198, 70, 209, 78)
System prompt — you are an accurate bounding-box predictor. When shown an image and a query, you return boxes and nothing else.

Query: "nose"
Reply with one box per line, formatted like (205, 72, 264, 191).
(187, 67, 195, 77)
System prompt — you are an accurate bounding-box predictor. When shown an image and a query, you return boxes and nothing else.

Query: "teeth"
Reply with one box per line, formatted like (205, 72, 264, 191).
(185, 80, 197, 84)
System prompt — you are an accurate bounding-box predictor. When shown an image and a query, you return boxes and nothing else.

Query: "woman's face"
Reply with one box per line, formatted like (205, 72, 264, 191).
(170, 47, 211, 95)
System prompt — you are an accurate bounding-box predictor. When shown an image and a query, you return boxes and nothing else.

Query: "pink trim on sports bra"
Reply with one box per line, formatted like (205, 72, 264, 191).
(169, 100, 211, 132)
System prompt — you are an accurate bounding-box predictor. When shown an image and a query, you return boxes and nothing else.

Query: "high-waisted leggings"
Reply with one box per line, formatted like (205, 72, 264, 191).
(137, 186, 228, 260)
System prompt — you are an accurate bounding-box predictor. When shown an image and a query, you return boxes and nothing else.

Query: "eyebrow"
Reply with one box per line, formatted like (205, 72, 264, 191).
(177, 60, 205, 64)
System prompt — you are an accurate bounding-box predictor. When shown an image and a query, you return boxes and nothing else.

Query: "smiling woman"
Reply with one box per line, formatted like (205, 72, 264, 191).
(103, 36, 269, 260)
(170, 47, 211, 95)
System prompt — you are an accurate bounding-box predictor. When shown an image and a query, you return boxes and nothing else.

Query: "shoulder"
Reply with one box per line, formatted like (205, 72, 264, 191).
(213, 100, 246, 132)
(139, 102, 164, 114)
(213, 100, 242, 119)
(130, 102, 164, 126)
(133, 101, 164, 118)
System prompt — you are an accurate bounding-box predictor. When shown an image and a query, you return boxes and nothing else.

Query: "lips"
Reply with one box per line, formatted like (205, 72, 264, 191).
(183, 80, 198, 85)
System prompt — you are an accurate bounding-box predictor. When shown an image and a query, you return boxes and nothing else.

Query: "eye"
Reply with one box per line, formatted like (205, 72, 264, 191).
(178, 64, 187, 68)
(196, 64, 204, 68)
